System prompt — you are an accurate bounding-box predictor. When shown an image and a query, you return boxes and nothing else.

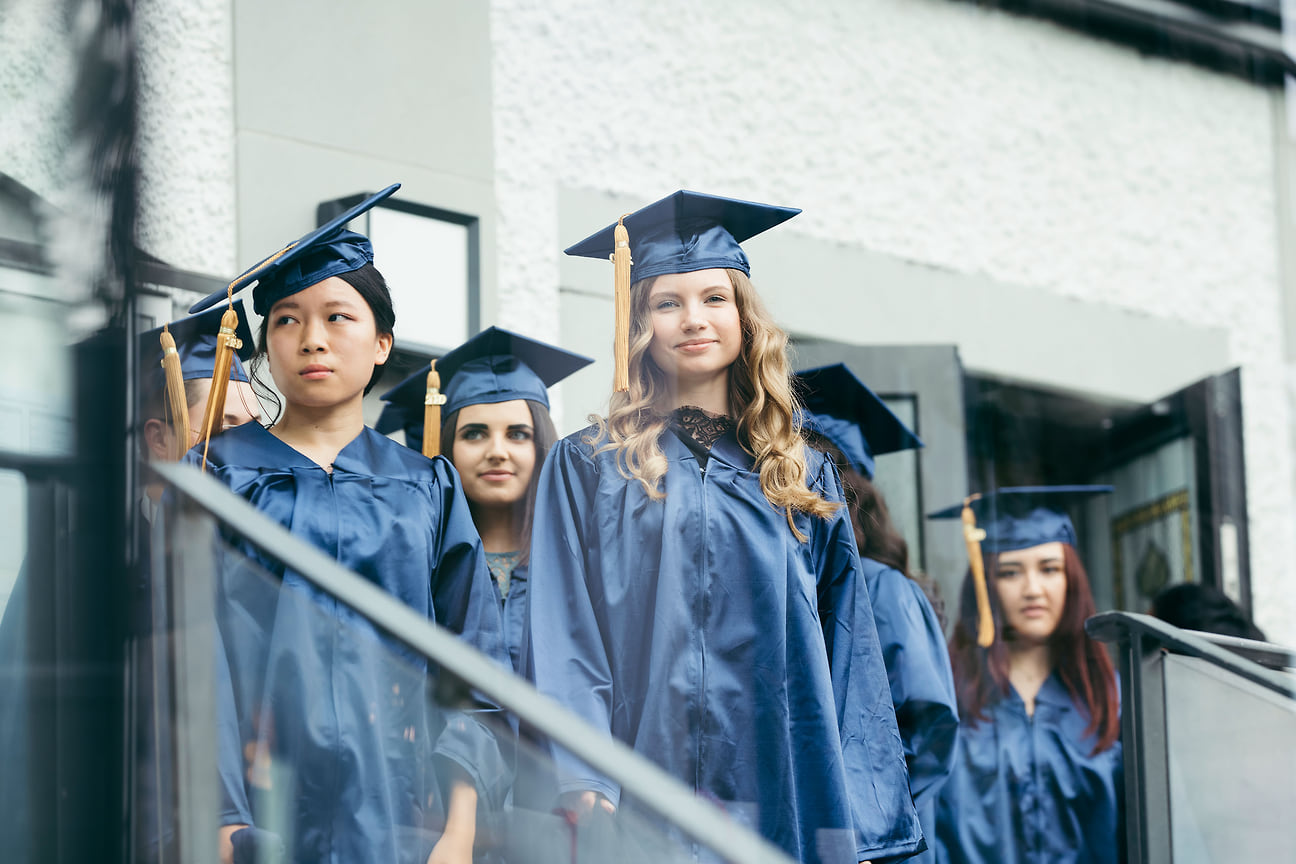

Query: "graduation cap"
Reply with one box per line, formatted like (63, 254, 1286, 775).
(140, 300, 253, 393)
(139, 301, 255, 461)
(188, 183, 400, 316)
(928, 485, 1113, 647)
(563, 190, 799, 392)
(794, 363, 923, 478)
(377, 326, 593, 457)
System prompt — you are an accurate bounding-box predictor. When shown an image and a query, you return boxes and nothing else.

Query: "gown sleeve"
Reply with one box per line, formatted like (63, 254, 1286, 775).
(867, 560, 959, 807)
(523, 437, 620, 806)
(811, 459, 925, 861)
(214, 621, 253, 826)
(426, 456, 514, 810)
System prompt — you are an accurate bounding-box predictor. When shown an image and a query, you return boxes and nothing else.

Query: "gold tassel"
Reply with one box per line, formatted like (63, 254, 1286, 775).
(158, 325, 191, 461)
(962, 495, 995, 647)
(423, 360, 447, 458)
(197, 294, 242, 471)
(612, 216, 632, 393)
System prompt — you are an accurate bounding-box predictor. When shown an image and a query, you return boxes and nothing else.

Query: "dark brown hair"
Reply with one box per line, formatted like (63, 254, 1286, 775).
(947, 544, 1120, 753)
(802, 430, 909, 569)
(440, 399, 558, 566)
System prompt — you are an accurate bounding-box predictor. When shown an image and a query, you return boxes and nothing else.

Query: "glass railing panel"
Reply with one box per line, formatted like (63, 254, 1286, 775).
(1162, 652, 1296, 861)
(141, 483, 781, 864)
(0, 468, 26, 624)
(0, 468, 30, 861)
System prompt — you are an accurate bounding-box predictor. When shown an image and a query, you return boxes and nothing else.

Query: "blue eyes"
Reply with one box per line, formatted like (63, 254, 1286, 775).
(653, 295, 728, 311)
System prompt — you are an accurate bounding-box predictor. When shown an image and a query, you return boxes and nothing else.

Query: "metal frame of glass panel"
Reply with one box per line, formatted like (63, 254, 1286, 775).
(1087, 611, 1296, 864)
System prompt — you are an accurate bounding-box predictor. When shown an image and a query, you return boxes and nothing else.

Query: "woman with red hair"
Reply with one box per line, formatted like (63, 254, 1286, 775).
(930, 487, 1122, 864)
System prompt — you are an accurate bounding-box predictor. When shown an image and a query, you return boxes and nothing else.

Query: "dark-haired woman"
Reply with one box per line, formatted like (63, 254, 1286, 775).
(377, 326, 591, 672)
(931, 488, 1122, 864)
(1150, 581, 1266, 642)
(796, 362, 959, 864)
(187, 188, 510, 864)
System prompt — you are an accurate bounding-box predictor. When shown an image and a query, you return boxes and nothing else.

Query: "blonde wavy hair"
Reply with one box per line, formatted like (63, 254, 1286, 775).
(586, 268, 839, 540)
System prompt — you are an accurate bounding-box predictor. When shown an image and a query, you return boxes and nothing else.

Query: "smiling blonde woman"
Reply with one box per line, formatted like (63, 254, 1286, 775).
(531, 190, 923, 864)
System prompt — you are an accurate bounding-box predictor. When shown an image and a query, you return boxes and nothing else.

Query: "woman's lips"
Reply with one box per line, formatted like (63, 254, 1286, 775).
(300, 364, 331, 380)
(480, 470, 514, 481)
(677, 339, 717, 353)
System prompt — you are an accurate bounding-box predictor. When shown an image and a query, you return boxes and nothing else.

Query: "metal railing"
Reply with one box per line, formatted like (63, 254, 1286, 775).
(1087, 611, 1296, 864)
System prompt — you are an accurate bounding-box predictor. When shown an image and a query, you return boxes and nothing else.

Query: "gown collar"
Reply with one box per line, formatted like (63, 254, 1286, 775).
(1006, 671, 1073, 712)
(663, 414, 752, 472)
(218, 422, 416, 477)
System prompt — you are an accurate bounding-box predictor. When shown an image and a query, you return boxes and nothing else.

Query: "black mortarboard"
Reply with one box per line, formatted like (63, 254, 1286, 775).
(795, 363, 923, 478)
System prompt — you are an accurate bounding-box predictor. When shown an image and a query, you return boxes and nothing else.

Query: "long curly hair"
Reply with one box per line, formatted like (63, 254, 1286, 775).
(947, 544, 1120, 754)
(587, 268, 837, 539)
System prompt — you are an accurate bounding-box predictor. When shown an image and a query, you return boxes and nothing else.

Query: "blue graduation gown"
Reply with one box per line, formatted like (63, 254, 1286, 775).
(934, 674, 1122, 864)
(525, 425, 922, 864)
(495, 563, 527, 675)
(192, 422, 511, 864)
(861, 558, 959, 864)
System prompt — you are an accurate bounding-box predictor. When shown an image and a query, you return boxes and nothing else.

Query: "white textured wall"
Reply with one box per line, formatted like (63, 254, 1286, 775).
(0, 0, 80, 201)
(135, 0, 236, 276)
(491, 0, 1295, 639)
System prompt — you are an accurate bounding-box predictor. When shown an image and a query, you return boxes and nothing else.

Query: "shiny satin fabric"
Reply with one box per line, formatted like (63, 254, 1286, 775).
(861, 557, 959, 864)
(934, 675, 1122, 864)
(496, 563, 527, 675)
(525, 425, 923, 864)
(191, 422, 511, 864)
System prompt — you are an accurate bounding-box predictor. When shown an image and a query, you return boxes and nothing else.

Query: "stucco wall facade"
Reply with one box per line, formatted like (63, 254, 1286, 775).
(12, 0, 1285, 638)
(0, 0, 76, 203)
(135, 0, 237, 276)
(489, 0, 1295, 639)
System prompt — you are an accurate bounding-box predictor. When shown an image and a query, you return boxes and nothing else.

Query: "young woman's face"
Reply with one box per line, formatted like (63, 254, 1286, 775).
(451, 399, 536, 510)
(646, 268, 742, 390)
(992, 541, 1068, 645)
(265, 276, 392, 411)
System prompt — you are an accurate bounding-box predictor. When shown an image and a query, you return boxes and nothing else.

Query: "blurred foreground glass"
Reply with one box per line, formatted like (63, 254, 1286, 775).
(136, 466, 794, 864)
